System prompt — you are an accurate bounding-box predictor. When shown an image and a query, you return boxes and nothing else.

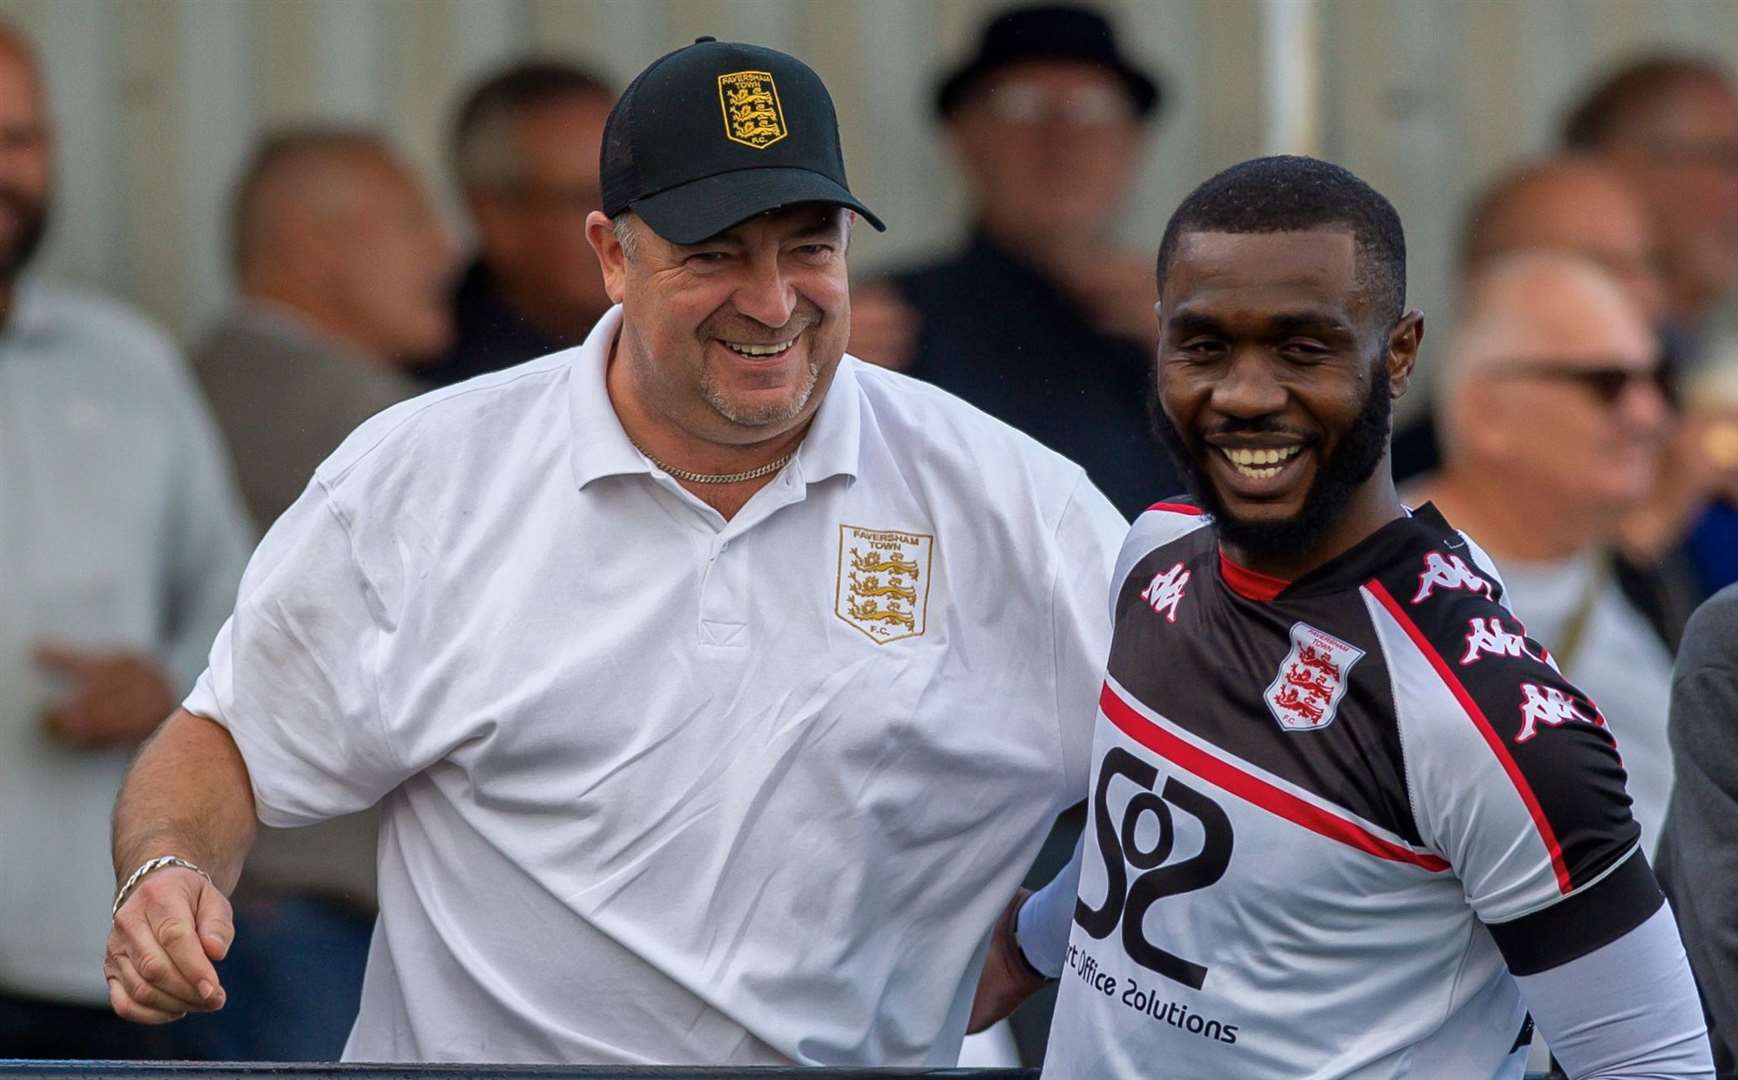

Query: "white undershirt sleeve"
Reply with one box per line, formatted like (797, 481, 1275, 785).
(1517, 904, 1714, 1079)
(1016, 834, 1084, 979)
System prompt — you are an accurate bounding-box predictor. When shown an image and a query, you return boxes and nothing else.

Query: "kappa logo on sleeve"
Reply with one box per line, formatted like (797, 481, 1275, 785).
(835, 524, 933, 643)
(1460, 617, 1539, 665)
(1139, 562, 1191, 623)
(1265, 622, 1364, 732)
(1515, 683, 1606, 744)
(1412, 551, 1495, 604)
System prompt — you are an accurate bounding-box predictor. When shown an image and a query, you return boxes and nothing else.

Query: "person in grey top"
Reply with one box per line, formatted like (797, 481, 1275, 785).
(1658, 583, 1738, 1074)
(184, 128, 453, 1060)
(195, 128, 453, 529)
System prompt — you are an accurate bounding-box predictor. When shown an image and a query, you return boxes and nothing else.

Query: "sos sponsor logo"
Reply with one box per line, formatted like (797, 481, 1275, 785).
(1075, 747, 1233, 991)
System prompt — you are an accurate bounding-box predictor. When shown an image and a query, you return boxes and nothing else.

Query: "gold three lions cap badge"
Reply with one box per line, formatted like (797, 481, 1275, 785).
(718, 70, 788, 149)
(836, 525, 934, 644)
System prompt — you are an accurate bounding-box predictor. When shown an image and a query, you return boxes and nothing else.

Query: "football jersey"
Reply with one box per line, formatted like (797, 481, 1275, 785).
(1041, 502, 1663, 1079)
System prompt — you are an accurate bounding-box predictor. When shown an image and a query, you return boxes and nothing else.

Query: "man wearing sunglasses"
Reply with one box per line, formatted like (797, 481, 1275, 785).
(1412, 251, 1676, 860)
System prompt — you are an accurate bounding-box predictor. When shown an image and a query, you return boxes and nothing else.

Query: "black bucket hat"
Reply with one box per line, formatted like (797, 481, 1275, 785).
(934, 4, 1162, 120)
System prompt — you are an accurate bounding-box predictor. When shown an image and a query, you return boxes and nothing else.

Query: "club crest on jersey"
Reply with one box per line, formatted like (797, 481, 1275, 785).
(1515, 683, 1605, 744)
(835, 524, 933, 644)
(1139, 562, 1191, 622)
(718, 71, 788, 149)
(1460, 617, 1539, 665)
(1265, 622, 1364, 732)
(1412, 551, 1494, 604)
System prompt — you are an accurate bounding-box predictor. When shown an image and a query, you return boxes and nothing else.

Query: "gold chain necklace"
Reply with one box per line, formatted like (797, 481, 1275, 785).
(627, 434, 796, 485)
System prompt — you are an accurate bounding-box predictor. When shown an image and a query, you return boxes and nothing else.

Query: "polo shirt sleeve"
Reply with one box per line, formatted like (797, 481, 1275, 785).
(184, 479, 409, 828)
(1049, 474, 1128, 802)
(1368, 578, 1661, 978)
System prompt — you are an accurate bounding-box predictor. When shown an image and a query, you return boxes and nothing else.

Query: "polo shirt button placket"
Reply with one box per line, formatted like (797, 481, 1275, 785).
(698, 532, 748, 649)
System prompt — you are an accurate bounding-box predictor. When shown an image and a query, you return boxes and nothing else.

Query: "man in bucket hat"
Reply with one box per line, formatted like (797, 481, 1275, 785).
(853, 3, 1180, 521)
(104, 38, 1128, 1065)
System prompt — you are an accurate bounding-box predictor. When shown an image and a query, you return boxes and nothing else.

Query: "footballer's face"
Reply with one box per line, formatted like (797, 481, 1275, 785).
(1154, 229, 1422, 571)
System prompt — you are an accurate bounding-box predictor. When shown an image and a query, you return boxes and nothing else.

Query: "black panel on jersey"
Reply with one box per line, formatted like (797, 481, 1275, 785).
(1366, 505, 1642, 897)
(1486, 850, 1663, 975)
(1110, 516, 1422, 848)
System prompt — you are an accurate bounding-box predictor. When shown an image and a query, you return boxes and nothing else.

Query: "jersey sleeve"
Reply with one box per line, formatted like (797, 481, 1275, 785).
(1110, 501, 1213, 625)
(184, 477, 412, 827)
(1362, 568, 1661, 976)
(1049, 474, 1130, 801)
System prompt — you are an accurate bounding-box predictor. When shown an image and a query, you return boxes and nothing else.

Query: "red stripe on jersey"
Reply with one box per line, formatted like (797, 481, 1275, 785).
(1364, 578, 1573, 894)
(1100, 682, 1451, 872)
(1219, 550, 1290, 602)
(1147, 501, 1205, 516)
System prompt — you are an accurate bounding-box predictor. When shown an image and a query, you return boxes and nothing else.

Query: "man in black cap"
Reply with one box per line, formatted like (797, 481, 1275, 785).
(852, 2, 1180, 522)
(104, 37, 1130, 1066)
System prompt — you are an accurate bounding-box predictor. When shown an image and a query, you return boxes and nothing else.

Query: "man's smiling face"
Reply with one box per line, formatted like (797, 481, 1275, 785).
(1154, 228, 1419, 565)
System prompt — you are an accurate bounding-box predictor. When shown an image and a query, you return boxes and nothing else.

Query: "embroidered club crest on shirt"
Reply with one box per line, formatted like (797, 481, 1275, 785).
(835, 525, 933, 643)
(718, 71, 788, 149)
(1265, 622, 1364, 732)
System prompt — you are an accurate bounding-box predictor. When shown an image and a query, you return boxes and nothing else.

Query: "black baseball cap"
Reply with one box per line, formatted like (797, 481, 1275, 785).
(601, 37, 885, 245)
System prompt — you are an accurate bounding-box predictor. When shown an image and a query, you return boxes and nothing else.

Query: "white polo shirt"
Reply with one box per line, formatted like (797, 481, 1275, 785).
(185, 305, 1127, 1065)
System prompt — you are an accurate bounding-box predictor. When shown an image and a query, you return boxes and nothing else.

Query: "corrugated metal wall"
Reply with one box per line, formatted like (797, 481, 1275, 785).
(4, 0, 1736, 401)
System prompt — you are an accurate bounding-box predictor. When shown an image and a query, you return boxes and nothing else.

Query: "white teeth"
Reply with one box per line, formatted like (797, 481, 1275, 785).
(1222, 446, 1301, 468)
(724, 340, 794, 357)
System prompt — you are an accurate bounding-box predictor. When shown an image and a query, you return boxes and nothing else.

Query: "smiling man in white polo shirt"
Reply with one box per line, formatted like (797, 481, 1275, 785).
(100, 38, 1129, 1065)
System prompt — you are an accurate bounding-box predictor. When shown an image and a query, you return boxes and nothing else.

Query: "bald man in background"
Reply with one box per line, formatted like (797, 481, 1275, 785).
(1413, 253, 1676, 859)
(185, 129, 452, 1059)
(1394, 154, 1665, 482)
(195, 129, 453, 529)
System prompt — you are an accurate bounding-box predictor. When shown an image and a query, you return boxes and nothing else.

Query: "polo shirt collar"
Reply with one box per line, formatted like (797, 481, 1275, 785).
(568, 305, 864, 491)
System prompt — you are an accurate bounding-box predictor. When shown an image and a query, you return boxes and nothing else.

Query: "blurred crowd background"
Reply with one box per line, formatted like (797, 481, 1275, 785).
(4, 0, 1738, 1072)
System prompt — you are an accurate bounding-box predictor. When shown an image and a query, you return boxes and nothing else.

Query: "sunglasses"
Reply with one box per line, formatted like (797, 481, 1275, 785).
(1495, 360, 1669, 407)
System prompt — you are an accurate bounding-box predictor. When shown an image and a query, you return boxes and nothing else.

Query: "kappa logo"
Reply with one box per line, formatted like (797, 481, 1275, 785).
(717, 71, 788, 149)
(1412, 551, 1495, 604)
(1515, 683, 1606, 744)
(1460, 617, 1539, 666)
(1265, 623, 1364, 732)
(1139, 562, 1191, 623)
(835, 524, 933, 643)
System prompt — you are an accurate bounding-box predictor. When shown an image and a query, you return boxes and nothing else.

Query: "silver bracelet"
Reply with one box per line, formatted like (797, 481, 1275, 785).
(111, 855, 213, 920)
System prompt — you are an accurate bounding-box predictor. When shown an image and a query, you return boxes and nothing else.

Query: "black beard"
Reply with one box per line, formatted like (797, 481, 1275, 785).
(1151, 363, 1392, 562)
(0, 188, 48, 280)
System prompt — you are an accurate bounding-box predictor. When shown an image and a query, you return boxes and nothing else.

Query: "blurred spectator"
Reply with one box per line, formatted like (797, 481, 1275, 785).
(0, 22, 252, 1057)
(1394, 155, 1665, 482)
(1655, 583, 1738, 1074)
(182, 128, 452, 1060)
(418, 60, 613, 386)
(1413, 252, 1676, 857)
(196, 128, 450, 527)
(1565, 54, 1738, 331)
(1566, 54, 1738, 597)
(851, 3, 1180, 520)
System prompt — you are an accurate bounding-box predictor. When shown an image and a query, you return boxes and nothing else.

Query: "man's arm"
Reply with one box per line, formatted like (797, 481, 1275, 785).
(1518, 903, 1713, 1078)
(970, 837, 1082, 1031)
(104, 708, 258, 1024)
